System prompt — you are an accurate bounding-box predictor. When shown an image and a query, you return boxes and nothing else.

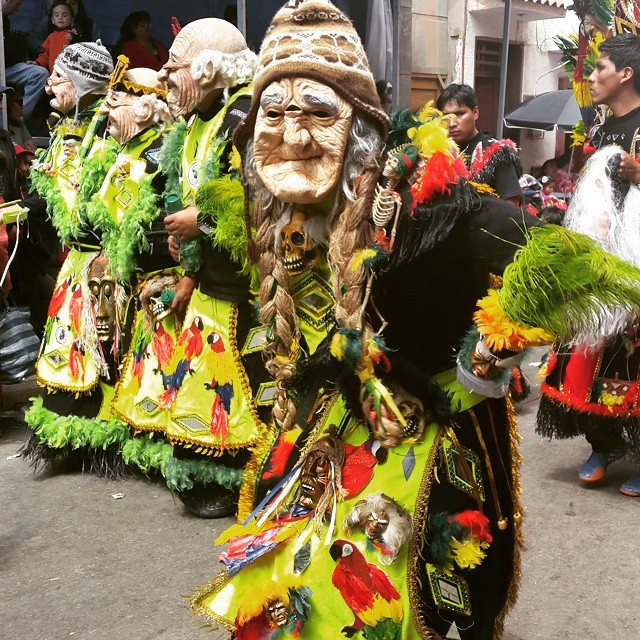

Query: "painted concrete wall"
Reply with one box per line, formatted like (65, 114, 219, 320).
(411, 0, 579, 172)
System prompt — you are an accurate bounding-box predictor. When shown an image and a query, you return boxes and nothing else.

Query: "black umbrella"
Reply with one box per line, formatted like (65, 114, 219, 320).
(504, 90, 581, 133)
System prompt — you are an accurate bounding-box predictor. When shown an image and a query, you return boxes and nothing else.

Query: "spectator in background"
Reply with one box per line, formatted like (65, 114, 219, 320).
(29, 0, 99, 54)
(117, 11, 169, 71)
(6, 85, 35, 152)
(3, 0, 49, 121)
(13, 144, 34, 196)
(542, 154, 576, 195)
(538, 204, 566, 225)
(437, 83, 523, 206)
(539, 175, 568, 210)
(29, 2, 80, 75)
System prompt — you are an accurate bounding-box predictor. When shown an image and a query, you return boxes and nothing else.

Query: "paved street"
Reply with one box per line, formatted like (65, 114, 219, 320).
(1, 366, 638, 640)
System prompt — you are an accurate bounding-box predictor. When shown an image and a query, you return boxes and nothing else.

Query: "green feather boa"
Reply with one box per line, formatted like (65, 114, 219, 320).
(25, 397, 243, 490)
(159, 118, 186, 198)
(501, 224, 640, 341)
(31, 138, 119, 245)
(86, 173, 160, 281)
(195, 174, 257, 286)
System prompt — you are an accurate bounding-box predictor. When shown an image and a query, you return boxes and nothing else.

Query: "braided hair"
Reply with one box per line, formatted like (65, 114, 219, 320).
(245, 113, 384, 430)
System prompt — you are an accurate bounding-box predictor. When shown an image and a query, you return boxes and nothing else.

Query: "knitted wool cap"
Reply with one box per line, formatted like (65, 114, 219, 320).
(236, 0, 388, 149)
(54, 40, 114, 102)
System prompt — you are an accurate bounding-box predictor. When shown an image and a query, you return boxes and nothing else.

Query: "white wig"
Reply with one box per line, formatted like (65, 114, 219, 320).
(565, 145, 640, 348)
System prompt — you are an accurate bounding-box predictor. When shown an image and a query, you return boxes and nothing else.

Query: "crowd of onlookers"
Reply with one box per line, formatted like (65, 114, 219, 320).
(2, 0, 169, 138)
(0, 4, 578, 379)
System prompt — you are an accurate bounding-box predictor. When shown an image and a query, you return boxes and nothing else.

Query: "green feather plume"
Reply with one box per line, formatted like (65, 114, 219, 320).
(163, 455, 243, 491)
(501, 225, 640, 342)
(363, 618, 401, 640)
(85, 172, 160, 281)
(386, 108, 421, 151)
(195, 174, 257, 284)
(25, 396, 130, 451)
(159, 119, 187, 197)
(425, 511, 461, 569)
(25, 397, 242, 489)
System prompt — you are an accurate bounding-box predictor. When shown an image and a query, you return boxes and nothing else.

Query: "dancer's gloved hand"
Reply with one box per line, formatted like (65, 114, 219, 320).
(164, 205, 200, 242)
(470, 336, 522, 379)
(171, 275, 196, 321)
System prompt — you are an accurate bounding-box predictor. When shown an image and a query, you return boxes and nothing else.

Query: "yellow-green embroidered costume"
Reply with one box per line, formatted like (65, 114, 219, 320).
(115, 85, 270, 456)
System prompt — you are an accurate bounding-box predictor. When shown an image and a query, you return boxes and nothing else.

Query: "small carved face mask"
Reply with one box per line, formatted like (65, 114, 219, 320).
(62, 137, 81, 160)
(364, 510, 390, 540)
(88, 255, 117, 342)
(47, 69, 77, 114)
(280, 210, 320, 274)
(296, 448, 332, 509)
(266, 599, 289, 627)
(101, 90, 144, 145)
(254, 78, 354, 204)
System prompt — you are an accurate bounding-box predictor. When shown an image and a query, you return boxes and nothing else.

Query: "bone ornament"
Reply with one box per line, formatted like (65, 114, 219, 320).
(139, 273, 182, 332)
(279, 209, 323, 274)
(158, 18, 256, 119)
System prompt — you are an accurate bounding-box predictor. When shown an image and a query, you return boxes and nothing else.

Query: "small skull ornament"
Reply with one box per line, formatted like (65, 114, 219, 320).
(280, 210, 320, 274)
(149, 289, 176, 321)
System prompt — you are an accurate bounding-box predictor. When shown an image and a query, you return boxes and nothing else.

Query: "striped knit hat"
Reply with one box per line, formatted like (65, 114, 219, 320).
(55, 40, 113, 101)
(236, 0, 388, 148)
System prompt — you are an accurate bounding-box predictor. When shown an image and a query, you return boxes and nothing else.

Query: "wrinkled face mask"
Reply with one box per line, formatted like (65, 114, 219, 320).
(254, 78, 353, 204)
(158, 51, 201, 119)
(100, 89, 144, 144)
(47, 69, 77, 114)
(363, 510, 390, 540)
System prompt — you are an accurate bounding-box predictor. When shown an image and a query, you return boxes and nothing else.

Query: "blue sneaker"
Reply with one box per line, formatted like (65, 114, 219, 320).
(620, 474, 640, 497)
(578, 451, 610, 483)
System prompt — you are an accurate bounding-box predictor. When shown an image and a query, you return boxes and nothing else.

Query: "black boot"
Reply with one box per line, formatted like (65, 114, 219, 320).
(176, 482, 238, 518)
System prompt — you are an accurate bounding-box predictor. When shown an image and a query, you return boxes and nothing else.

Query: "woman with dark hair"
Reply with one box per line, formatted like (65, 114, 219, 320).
(117, 11, 168, 71)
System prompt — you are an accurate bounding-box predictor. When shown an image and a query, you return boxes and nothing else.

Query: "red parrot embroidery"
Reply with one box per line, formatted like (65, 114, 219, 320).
(158, 317, 204, 408)
(203, 331, 234, 445)
(178, 316, 204, 360)
(69, 283, 83, 333)
(48, 275, 71, 317)
(69, 339, 85, 381)
(152, 321, 175, 369)
(330, 539, 402, 638)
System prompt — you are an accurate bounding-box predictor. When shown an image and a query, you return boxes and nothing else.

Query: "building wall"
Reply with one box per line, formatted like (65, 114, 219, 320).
(410, 0, 579, 172)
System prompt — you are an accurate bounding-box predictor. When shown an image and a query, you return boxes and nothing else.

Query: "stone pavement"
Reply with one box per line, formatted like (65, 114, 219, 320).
(1, 367, 638, 640)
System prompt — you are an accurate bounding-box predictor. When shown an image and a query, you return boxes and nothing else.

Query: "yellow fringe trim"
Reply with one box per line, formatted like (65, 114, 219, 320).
(474, 289, 554, 351)
(493, 395, 524, 639)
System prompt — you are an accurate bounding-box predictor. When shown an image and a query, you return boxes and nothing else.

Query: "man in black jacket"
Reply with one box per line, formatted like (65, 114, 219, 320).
(2, 0, 48, 121)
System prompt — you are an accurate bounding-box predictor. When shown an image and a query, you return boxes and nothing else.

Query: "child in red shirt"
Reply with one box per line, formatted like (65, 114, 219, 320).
(31, 3, 79, 74)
